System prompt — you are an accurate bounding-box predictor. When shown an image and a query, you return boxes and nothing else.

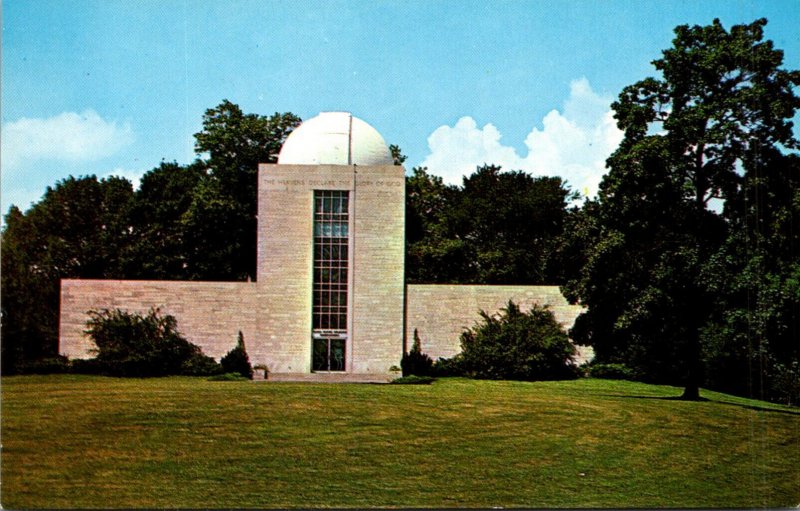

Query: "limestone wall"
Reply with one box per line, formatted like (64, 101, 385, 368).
(351, 166, 406, 373)
(59, 279, 257, 362)
(405, 284, 587, 362)
(256, 164, 405, 374)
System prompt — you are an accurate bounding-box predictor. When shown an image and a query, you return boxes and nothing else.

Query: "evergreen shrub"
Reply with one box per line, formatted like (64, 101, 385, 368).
(401, 329, 434, 376)
(85, 308, 221, 377)
(432, 354, 465, 377)
(390, 375, 435, 384)
(588, 363, 638, 380)
(459, 300, 577, 381)
(220, 331, 253, 379)
(208, 372, 250, 382)
(21, 356, 70, 374)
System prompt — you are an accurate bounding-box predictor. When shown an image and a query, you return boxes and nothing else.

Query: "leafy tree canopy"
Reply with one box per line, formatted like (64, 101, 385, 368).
(564, 18, 800, 400)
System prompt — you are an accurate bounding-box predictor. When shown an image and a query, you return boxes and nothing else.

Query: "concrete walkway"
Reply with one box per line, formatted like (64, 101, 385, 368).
(260, 372, 396, 383)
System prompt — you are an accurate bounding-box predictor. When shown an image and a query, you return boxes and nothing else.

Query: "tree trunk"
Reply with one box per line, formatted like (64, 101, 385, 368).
(681, 380, 701, 400)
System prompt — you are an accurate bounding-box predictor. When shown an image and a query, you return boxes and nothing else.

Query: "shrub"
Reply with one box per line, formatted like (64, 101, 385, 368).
(21, 356, 70, 374)
(401, 329, 434, 377)
(220, 331, 253, 379)
(181, 352, 224, 376)
(459, 300, 577, 381)
(769, 360, 800, 406)
(208, 372, 250, 382)
(390, 375, 435, 385)
(69, 358, 104, 375)
(432, 354, 465, 377)
(85, 308, 218, 377)
(588, 363, 638, 380)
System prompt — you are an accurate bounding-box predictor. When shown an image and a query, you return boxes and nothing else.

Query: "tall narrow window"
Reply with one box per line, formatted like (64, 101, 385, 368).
(312, 190, 349, 371)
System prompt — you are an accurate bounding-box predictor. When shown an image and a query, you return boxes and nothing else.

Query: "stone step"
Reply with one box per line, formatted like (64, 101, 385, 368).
(262, 372, 396, 383)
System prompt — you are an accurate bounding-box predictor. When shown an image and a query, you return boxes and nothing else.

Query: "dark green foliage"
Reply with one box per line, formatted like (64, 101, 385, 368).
(122, 161, 206, 280)
(432, 355, 465, 377)
(189, 101, 301, 281)
(701, 150, 800, 403)
(1, 176, 134, 374)
(459, 301, 577, 381)
(389, 144, 407, 166)
(768, 361, 800, 406)
(85, 308, 220, 377)
(220, 331, 253, 379)
(69, 358, 104, 375)
(405, 165, 574, 285)
(181, 352, 224, 377)
(390, 375, 435, 385)
(563, 18, 800, 400)
(588, 363, 638, 381)
(1, 101, 299, 370)
(401, 329, 433, 377)
(208, 372, 251, 382)
(20, 356, 70, 375)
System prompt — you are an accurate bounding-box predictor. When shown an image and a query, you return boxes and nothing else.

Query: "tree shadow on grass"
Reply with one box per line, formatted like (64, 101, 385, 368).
(604, 393, 800, 416)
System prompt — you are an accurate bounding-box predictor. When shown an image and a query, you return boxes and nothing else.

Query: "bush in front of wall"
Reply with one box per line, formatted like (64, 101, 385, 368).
(587, 362, 638, 381)
(401, 329, 434, 377)
(85, 308, 220, 377)
(221, 331, 253, 380)
(391, 375, 435, 385)
(208, 372, 251, 382)
(459, 300, 577, 381)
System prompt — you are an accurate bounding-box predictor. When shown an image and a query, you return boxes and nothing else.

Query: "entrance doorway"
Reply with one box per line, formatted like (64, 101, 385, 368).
(312, 335, 346, 372)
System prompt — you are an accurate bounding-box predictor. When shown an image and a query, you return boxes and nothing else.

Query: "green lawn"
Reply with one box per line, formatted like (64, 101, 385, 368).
(2, 375, 798, 508)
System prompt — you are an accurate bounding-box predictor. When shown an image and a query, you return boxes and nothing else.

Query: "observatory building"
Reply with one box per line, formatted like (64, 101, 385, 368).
(59, 112, 584, 380)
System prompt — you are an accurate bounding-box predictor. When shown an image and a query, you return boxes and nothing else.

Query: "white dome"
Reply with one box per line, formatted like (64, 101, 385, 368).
(278, 112, 393, 166)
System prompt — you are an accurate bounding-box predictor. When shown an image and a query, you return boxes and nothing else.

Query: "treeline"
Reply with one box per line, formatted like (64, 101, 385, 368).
(1, 101, 301, 370)
(562, 18, 800, 404)
(2, 19, 799, 404)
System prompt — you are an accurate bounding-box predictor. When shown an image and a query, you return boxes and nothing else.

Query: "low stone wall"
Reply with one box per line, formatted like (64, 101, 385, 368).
(59, 279, 258, 361)
(405, 284, 589, 363)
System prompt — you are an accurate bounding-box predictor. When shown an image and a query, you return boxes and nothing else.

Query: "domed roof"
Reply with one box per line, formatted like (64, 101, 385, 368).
(277, 112, 393, 166)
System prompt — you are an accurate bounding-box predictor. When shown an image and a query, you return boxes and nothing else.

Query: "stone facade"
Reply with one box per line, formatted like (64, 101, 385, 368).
(58, 113, 590, 380)
(255, 164, 405, 374)
(406, 284, 590, 364)
(60, 280, 257, 361)
(60, 163, 406, 378)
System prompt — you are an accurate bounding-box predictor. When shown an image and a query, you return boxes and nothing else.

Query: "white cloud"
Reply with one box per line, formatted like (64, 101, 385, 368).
(420, 78, 624, 199)
(103, 167, 146, 191)
(1, 110, 134, 169)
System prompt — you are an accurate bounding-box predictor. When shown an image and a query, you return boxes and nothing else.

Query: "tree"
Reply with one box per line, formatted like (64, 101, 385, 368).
(459, 301, 576, 381)
(405, 167, 467, 283)
(702, 149, 800, 403)
(389, 144, 407, 166)
(220, 331, 254, 379)
(1, 176, 134, 372)
(564, 18, 800, 399)
(406, 165, 574, 285)
(189, 100, 301, 280)
(401, 329, 434, 377)
(85, 308, 220, 377)
(123, 161, 206, 279)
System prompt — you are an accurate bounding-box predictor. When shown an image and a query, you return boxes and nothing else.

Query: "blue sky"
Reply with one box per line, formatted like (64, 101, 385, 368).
(3, 0, 799, 215)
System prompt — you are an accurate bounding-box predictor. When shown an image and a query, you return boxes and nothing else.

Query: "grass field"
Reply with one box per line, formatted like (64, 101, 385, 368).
(2, 375, 798, 508)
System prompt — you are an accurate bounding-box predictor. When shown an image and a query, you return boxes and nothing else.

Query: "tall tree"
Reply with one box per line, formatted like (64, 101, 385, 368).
(564, 18, 800, 399)
(1, 176, 134, 372)
(405, 167, 467, 283)
(702, 149, 800, 403)
(406, 165, 573, 284)
(189, 100, 301, 280)
(122, 161, 206, 279)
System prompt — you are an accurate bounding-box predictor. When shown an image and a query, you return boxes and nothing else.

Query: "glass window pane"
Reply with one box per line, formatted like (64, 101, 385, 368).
(313, 338, 328, 371)
(330, 339, 345, 371)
